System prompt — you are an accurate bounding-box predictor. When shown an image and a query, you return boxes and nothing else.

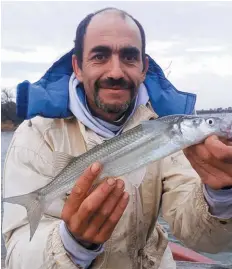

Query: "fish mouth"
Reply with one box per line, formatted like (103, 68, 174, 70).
(220, 120, 232, 139)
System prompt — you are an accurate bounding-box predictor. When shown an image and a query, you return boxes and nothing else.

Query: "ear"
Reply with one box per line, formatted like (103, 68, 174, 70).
(72, 55, 83, 82)
(141, 56, 149, 82)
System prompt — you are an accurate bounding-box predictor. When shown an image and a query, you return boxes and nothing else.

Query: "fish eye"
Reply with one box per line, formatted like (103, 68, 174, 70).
(206, 118, 215, 126)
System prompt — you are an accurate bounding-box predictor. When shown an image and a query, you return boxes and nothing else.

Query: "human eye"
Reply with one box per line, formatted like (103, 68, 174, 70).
(92, 54, 108, 62)
(121, 51, 138, 64)
(124, 55, 137, 62)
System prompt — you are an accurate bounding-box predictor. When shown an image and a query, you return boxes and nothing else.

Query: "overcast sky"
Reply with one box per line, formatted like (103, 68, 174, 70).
(1, 1, 232, 109)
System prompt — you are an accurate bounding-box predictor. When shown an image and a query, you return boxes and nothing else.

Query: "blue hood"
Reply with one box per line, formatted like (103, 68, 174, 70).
(16, 49, 196, 119)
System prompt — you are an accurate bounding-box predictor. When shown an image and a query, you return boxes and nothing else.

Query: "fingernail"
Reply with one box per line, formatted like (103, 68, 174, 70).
(123, 192, 129, 199)
(107, 178, 116, 186)
(117, 180, 124, 189)
(91, 162, 101, 173)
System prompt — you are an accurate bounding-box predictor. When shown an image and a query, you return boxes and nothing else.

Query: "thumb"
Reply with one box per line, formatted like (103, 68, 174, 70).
(205, 135, 232, 163)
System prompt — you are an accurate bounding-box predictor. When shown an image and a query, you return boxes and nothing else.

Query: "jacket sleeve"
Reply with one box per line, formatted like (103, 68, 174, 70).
(203, 184, 232, 219)
(2, 122, 86, 269)
(161, 150, 232, 254)
(59, 221, 104, 268)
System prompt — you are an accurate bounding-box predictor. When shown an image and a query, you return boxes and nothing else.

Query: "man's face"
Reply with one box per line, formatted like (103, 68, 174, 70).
(73, 12, 148, 116)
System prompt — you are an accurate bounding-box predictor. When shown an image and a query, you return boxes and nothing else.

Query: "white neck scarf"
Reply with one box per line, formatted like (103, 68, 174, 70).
(69, 73, 149, 138)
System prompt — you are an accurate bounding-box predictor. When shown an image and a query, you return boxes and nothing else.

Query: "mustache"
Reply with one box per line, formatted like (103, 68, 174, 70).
(95, 78, 135, 90)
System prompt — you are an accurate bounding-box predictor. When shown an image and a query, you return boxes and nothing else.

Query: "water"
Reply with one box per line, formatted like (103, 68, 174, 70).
(1, 129, 232, 265)
(1, 131, 14, 266)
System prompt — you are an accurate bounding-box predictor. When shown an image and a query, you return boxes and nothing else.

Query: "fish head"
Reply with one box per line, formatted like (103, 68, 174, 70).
(218, 114, 232, 140)
(179, 115, 230, 143)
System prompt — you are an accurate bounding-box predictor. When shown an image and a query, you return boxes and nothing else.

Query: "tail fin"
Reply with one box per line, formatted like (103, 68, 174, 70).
(4, 191, 46, 241)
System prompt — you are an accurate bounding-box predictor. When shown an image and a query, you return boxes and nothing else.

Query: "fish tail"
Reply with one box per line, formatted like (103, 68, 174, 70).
(4, 191, 46, 241)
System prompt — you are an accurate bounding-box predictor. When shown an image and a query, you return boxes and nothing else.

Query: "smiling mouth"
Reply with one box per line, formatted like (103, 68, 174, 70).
(101, 86, 128, 90)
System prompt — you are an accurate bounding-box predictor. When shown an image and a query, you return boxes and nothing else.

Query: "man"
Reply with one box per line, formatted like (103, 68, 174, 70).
(3, 7, 232, 269)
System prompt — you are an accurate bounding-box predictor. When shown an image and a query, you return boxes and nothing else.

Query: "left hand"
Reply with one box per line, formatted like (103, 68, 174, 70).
(184, 135, 232, 190)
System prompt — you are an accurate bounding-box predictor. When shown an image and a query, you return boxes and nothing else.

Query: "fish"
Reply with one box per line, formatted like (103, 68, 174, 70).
(4, 114, 232, 240)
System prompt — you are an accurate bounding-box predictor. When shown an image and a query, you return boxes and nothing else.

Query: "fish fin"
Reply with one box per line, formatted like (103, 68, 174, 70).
(141, 119, 169, 132)
(4, 191, 46, 241)
(53, 151, 74, 177)
(124, 166, 147, 188)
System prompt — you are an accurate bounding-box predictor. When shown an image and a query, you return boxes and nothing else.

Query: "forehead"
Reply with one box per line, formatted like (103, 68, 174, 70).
(84, 12, 142, 53)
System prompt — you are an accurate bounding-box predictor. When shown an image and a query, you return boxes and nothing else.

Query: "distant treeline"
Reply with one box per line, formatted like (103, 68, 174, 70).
(1, 101, 22, 124)
(1, 89, 23, 131)
(196, 107, 232, 114)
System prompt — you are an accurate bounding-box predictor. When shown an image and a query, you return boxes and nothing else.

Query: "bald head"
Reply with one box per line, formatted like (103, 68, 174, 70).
(89, 9, 139, 30)
(93, 8, 129, 20)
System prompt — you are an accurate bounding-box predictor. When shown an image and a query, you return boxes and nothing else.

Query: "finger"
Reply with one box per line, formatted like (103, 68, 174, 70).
(82, 179, 125, 240)
(228, 140, 232, 146)
(190, 143, 212, 161)
(205, 135, 232, 163)
(185, 148, 232, 189)
(87, 183, 100, 195)
(189, 157, 222, 189)
(187, 143, 232, 175)
(94, 192, 129, 244)
(69, 178, 117, 235)
(62, 162, 102, 218)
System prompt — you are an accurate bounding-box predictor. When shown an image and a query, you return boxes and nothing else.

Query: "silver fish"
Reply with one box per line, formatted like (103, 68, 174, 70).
(4, 114, 232, 240)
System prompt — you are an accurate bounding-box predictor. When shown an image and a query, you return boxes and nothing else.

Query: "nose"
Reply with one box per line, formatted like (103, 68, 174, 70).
(108, 55, 124, 80)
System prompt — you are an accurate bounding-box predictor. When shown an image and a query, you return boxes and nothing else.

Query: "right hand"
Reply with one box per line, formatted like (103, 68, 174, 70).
(61, 162, 129, 245)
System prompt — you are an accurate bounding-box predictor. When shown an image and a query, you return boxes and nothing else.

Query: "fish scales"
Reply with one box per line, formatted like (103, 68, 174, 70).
(43, 124, 150, 198)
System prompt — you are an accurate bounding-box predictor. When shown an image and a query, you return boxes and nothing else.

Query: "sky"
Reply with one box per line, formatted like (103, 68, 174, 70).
(1, 1, 232, 109)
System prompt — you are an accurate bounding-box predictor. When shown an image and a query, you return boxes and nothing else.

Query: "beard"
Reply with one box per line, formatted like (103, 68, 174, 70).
(93, 78, 137, 114)
(94, 93, 131, 114)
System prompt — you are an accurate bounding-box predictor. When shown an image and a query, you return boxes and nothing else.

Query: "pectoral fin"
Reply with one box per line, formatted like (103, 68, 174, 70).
(53, 151, 74, 177)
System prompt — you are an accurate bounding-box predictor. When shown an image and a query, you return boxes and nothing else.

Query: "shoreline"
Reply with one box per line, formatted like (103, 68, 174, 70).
(1, 122, 19, 132)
